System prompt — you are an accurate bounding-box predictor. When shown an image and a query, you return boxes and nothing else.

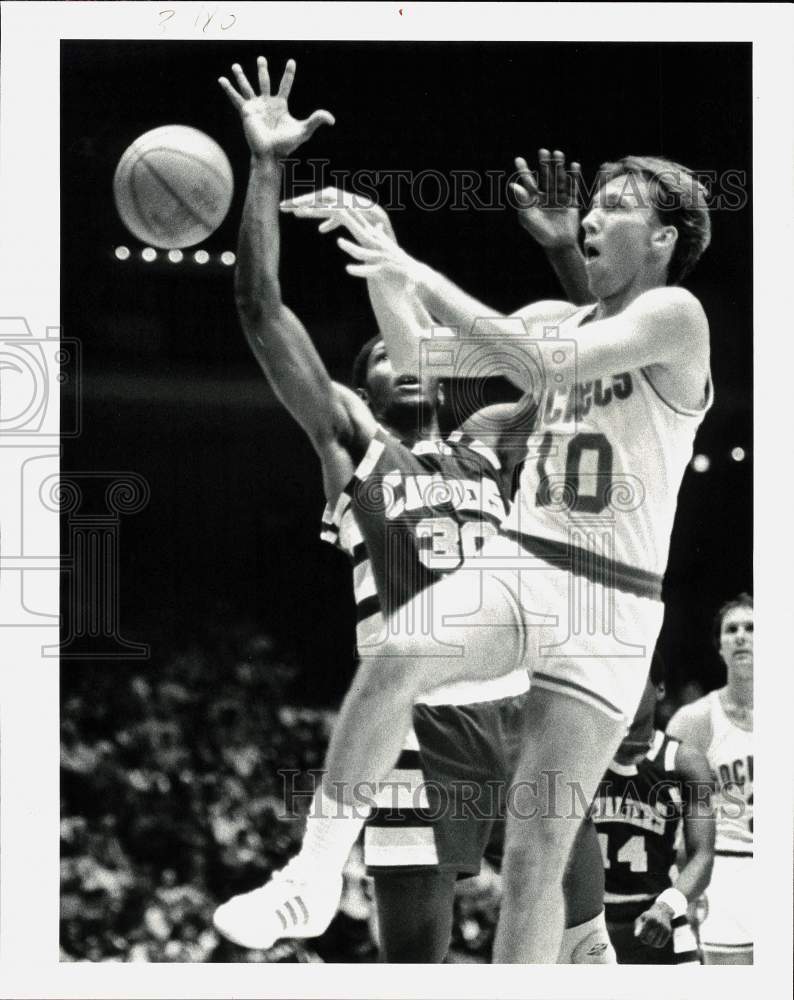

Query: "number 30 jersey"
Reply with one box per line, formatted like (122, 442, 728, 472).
(503, 304, 713, 580)
(320, 425, 529, 706)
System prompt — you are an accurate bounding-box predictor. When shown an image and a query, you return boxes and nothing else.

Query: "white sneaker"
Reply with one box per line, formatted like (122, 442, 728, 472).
(213, 860, 343, 950)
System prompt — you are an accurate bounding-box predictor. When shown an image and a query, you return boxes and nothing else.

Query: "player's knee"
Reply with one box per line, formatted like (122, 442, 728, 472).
(502, 818, 572, 885)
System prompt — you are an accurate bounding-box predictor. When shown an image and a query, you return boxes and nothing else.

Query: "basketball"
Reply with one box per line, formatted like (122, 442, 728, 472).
(113, 125, 234, 248)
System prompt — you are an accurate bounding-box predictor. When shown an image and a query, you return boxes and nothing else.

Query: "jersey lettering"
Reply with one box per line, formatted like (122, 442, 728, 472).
(535, 431, 614, 514)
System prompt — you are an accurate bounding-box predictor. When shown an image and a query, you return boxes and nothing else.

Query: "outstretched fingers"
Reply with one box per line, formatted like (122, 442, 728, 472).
(282, 188, 342, 211)
(538, 148, 554, 197)
(218, 76, 244, 109)
(551, 149, 568, 199)
(568, 160, 583, 206)
(513, 156, 540, 206)
(336, 236, 381, 263)
(345, 263, 382, 279)
(277, 58, 296, 99)
(256, 56, 271, 97)
(231, 63, 256, 100)
(509, 181, 535, 207)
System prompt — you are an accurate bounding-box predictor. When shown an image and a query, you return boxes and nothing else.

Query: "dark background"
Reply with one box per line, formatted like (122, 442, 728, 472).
(61, 39, 752, 704)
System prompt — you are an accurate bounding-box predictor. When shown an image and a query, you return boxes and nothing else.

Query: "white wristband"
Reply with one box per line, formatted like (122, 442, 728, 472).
(656, 887, 688, 919)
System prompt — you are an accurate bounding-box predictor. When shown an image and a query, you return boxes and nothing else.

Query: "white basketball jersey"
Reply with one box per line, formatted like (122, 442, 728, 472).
(707, 691, 753, 852)
(503, 304, 712, 576)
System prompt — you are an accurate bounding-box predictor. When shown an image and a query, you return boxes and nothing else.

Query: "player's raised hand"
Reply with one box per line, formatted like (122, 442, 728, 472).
(335, 220, 428, 287)
(281, 187, 396, 240)
(511, 149, 582, 249)
(218, 58, 334, 158)
(634, 900, 674, 948)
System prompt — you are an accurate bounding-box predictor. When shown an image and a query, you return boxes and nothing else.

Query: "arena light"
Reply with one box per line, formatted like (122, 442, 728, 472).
(731, 446, 746, 462)
(114, 245, 131, 261)
(692, 454, 710, 473)
(220, 251, 236, 266)
(194, 250, 210, 264)
(141, 247, 157, 262)
(167, 249, 184, 263)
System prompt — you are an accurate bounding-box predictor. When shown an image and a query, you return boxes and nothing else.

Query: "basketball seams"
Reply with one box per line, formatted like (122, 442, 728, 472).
(127, 158, 159, 243)
(113, 126, 233, 248)
(114, 154, 160, 245)
(135, 153, 213, 233)
(140, 145, 232, 191)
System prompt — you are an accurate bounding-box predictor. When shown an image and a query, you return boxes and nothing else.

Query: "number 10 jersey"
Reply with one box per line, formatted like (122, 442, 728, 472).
(503, 304, 713, 578)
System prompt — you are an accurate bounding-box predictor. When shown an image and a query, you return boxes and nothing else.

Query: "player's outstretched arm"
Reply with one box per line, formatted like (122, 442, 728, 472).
(281, 187, 396, 241)
(219, 60, 365, 475)
(512, 149, 591, 306)
(287, 197, 577, 387)
(281, 192, 437, 376)
(335, 217, 708, 389)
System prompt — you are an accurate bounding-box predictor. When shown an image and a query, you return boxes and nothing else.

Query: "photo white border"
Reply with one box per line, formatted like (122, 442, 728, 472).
(0, 2, 791, 997)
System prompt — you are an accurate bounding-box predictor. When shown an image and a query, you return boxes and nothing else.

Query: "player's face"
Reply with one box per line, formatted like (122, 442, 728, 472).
(718, 605, 753, 675)
(581, 175, 666, 298)
(363, 340, 441, 417)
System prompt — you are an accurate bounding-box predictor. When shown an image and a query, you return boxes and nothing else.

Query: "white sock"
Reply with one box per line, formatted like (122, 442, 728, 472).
(558, 910, 616, 964)
(296, 789, 369, 872)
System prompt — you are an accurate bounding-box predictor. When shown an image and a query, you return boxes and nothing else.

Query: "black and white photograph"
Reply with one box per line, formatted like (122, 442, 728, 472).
(0, 2, 791, 997)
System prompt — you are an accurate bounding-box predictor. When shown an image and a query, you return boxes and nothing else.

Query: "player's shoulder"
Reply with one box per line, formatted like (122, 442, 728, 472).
(630, 286, 709, 334)
(511, 298, 584, 327)
(666, 694, 714, 752)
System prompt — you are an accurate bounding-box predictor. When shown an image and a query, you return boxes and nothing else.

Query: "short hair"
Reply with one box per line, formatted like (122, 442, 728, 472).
(350, 335, 382, 391)
(712, 592, 753, 650)
(594, 155, 711, 284)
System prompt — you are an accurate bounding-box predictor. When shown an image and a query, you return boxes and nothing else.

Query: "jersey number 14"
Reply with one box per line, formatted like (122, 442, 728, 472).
(599, 832, 649, 872)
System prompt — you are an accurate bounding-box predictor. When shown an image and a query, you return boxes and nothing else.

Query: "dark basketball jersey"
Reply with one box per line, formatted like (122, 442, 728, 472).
(320, 424, 529, 705)
(592, 730, 684, 918)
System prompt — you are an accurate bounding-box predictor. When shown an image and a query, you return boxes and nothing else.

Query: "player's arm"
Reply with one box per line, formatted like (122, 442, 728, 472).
(219, 60, 376, 498)
(457, 400, 538, 486)
(234, 152, 345, 445)
(284, 195, 581, 376)
(674, 744, 716, 902)
(281, 193, 442, 376)
(511, 149, 592, 306)
(336, 225, 708, 390)
(634, 744, 716, 949)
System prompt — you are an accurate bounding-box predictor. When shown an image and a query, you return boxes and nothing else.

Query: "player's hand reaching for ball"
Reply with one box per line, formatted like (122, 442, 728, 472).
(634, 900, 674, 948)
(511, 149, 582, 249)
(281, 188, 396, 241)
(219, 58, 334, 159)
(334, 216, 431, 290)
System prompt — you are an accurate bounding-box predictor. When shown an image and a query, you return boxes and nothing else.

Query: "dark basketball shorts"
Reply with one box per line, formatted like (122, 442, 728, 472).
(363, 693, 528, 876)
